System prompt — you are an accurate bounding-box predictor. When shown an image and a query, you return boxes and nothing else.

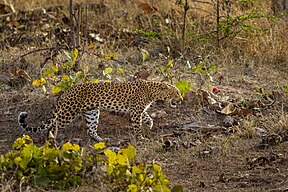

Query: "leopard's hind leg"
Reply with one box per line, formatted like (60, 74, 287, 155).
(46, 108, 78, 140)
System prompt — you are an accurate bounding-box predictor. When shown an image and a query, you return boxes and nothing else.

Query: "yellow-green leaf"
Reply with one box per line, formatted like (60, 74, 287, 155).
(14, 156, 23, 166)
(76, 71, 83, 78)
(117, 154, 128, 166)
(176, 80, 191, 97)
(162, 179, 171, 186)
(61, 75, 69, 81)
(117, 68, 124, 74)
(91, 79, 99, 83)
(51, 64, 58, 72)
(104, 150, 117, 175)
(32, 78, 46, 86)
(132, 165, 143, 175)
(42, 69, 54, 77)
(12, 135, 32, 150)
(140, 48, 150, 62)
(105, 53, 118, 60)
(62, 142, 80, 151)
(71, 48, 79, 61)
(15, 155, 30, 170)
(104, 67, 113, 75)
(153, 184, 170, 192)
(104, 150, 117, 164)
(94, 142, 106, 150)
(127, 184, 138, 192)
(104, 150, 117, 165)
(119, 144, 136, 161)
(167, 59, 173, 68)
(153, 163, 162, 176)
(84, 66, 89, 74)
(51, 86, 61, 94)
(31, 80, 39, 86)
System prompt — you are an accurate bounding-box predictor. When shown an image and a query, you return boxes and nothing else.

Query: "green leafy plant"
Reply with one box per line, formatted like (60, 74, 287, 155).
(32, 48, 123, 94)
(219, 8, 267, 38)
(191, 62, 218, 76)
(0, 135, 92, 189)
(161, 47, 175, 79)
(102, 145, 172, 192)
(176, 80, 192, 97)
(0, 136, 180, 191)
(191, 62, 218, 88)
(216, 1, 277, 42)
(162, 59, 174, 76)
(32, 49, 89, 94)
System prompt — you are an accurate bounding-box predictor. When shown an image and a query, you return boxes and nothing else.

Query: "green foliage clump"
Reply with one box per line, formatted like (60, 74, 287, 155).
(176, 80, 192, 97)
(32, 49, 88, 94)
(32, 48, 124, 94)
(0, 135, 91, 188)
(0, 136, 179, 191)
(103, 145, 171, 192)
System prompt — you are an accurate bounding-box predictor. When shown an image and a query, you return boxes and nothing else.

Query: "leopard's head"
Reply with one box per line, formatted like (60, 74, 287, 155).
(157, 82, 183, 107)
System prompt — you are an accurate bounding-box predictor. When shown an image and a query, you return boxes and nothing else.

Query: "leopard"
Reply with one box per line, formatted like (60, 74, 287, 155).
(18, 79, 183, 143)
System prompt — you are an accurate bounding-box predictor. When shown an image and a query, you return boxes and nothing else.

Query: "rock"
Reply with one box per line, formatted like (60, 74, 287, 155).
(253, 127, 267, 135)
(223, 116, 235, 127)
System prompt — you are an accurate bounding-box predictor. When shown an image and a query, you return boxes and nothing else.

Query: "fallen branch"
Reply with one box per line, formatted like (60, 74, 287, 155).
(10, 47, 52, 64)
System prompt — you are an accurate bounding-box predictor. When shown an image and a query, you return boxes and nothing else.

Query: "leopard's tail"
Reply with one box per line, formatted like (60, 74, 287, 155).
(18, 112, 48, 134)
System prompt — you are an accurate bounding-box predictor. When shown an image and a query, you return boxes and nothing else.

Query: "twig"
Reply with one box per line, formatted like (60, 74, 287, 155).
(10, 47, 52, 64)
(69, 0, 75, 50)
(181, 0, 189, 54)
(74, 3, 82, 71)
(76, 4, 81, 48)
(216, 0, 220, 46)
(0, 12, 14, 18)
(79, 4, 88, 61)
(10, 43, 67, 63)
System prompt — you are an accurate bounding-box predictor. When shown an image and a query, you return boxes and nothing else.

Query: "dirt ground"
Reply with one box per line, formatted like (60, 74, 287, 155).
(1, 66, 288, 191)
(1, 0, 288, 191)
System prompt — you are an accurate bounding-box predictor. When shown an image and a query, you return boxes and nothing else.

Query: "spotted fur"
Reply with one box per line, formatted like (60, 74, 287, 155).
(18, 80, 182, 142)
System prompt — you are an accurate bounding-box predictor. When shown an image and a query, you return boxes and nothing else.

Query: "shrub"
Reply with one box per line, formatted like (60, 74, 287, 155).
(0, 136, 179, 191)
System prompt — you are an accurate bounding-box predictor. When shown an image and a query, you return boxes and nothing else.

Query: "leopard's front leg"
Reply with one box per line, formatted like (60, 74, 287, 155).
(141, 112, 153, 129)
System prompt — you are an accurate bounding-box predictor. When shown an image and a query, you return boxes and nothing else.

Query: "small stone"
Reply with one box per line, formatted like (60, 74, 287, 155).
(223, 116, 235, 127)
(253, 127, 266, 135)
